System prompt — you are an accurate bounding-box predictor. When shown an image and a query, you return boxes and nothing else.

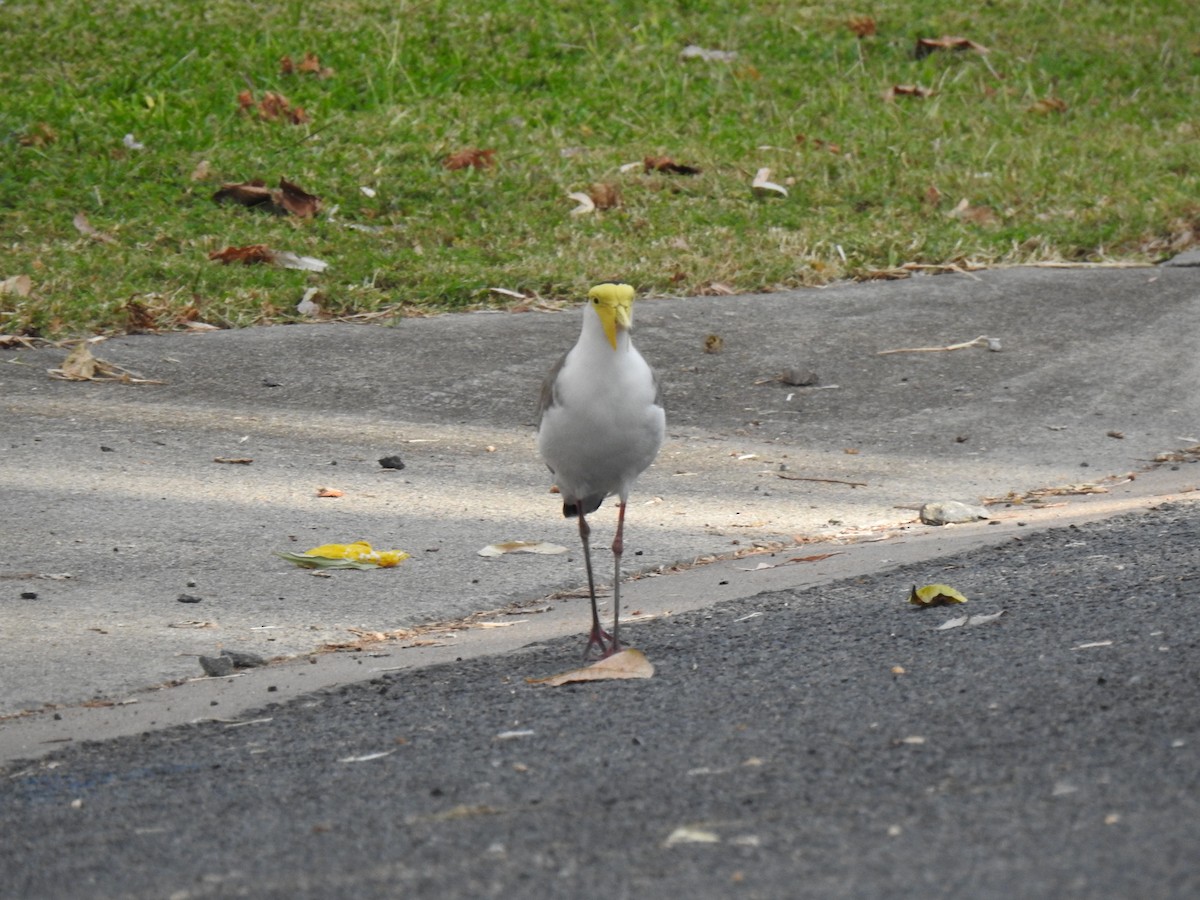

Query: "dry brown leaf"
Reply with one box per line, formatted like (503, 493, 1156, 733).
(214, 178, 321, 217)
(209, 244, 275, 265)
(238, 90, 308, 124)
(214, 457, 254, 464)
(527, 648, 655, 686)
(947, 198, 1000, 226)
(444, 148, 496, 170)
(277, 178, 321, 217)
(47, 342, 162, 384)
(0, 274, 32, 297)
(316, 487, 344, 498)
(18, 122, 58, 147)
(883, 84, 934, 102)
(644, 156, 702, 176)
(589, 182, 621, 210)
(795, 134, 844, 155)
(281, 52, 335, 79)
(1029, 97, 1068, 115)
(72, 212, 117, 244)
(703, 334, 724, 354)
(213, 179, 275, 209)
(847, 15, 876, 38)
(915, 36, 989, 58)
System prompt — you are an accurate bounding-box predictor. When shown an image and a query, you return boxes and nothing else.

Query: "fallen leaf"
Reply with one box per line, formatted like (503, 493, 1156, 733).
(277, 178, 320, 217)
(703, 333, 724, 354)
(277, 540, 410, 569)
(208, 245, 328, 272)
(213, 178, 321, 217)
(1029, 97, 1068, 115)
(567, 191, 596, 216)
(270, 250, 329, 272)
(644, 155, 702, 176)
(937, 610, 1006, 630)
(208, 244, 275, 265)
(281, 51, 334, 79)
(338, 750, 394, 763)
(18, 122, 57, 147)
(239, 90, 308, 124)
(0, 274, 32, 297)
(847, 15, 876, 38)
(213, 179, 275, 209)
(751, 168, 788, 197)
(297, 287, 322, 316)
(679, 44, 737, 63)
(882, 84, 934, 102)
(478, 540, 568, 557)
(909, 583, 969, 607)
(213, 457, 254, 464)
(444, 148, 496, 170)
(72, 212, 117, 244)
(588, 182, 620, 210)
(947, 198, 1000, 226)
(915, 36, 989, 58)
(315, 487, 345, 498)
(47, 342, 162, 384)
(664, 826, 721, 846)
(527, 648, 655, 686)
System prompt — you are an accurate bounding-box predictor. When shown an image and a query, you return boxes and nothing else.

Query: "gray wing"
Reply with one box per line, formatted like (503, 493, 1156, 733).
(535, 351, 569, 429)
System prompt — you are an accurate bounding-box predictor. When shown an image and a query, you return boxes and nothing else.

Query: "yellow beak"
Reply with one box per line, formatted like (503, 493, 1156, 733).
(588, 283, 636, 350)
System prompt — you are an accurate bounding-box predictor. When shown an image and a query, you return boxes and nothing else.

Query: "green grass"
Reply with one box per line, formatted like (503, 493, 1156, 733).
(2, 0, 1198, 336)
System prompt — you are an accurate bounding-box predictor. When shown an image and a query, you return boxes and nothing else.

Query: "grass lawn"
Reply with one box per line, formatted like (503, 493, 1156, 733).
(2, 0, 1198, 337)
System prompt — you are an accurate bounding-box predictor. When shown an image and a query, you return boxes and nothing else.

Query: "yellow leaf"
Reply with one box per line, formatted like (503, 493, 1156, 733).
(527, 648, 655, 686)
(908, 583, 968, 607)
(279, 540, 410, 569)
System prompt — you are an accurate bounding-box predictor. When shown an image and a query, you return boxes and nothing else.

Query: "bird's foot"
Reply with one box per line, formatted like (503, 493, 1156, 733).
(583, 627, 621, 661)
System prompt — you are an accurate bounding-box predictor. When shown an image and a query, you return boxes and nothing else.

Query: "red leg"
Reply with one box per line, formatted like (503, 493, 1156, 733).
(578, 509, 611, 659)
(608, 501, 627, 655)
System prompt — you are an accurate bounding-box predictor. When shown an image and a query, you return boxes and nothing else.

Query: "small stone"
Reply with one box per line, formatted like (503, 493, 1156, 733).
(920, 500, 990, 525)
(378, 455, 406, 470)
(199, 655, 234, 677)
(221, 649, 266, 669)
(21, 591, 38, 600)
(177, 593, 202, 604)
(778, 368, 819, 387)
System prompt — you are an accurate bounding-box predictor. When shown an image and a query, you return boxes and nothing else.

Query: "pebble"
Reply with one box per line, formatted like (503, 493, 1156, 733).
(199, 655, 234, 677)
(920, 500, 990, 525)
(378, 455, 406, 470)
(221, 649, 267, 669)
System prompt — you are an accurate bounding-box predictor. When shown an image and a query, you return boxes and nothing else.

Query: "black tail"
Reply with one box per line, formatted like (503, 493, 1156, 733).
(563, 494, 605, 518)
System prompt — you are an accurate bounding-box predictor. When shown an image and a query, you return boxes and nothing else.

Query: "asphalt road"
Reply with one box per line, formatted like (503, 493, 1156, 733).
(4, 264, 1200, 718)
(2, 501, 1197, 899)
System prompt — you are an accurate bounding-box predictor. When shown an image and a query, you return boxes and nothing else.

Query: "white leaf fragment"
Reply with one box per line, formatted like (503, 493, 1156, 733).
(567, 191, 596, 216)
(937, 610, 1006, 630)
(680, 45, 738, 63)
(272, 251, 329, 272)
(752, 168, 788, 197)
(664, 826, 721, 846)
(1073, 640, 1114, 650)
(338, 750, 395, 763)
(478, 540, 568, 558)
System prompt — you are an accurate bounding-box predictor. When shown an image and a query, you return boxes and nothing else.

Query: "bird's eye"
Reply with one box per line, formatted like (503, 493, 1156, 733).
(592, 298, 599, 304)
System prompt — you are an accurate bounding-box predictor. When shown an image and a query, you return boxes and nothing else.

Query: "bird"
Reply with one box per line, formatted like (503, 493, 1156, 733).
(536, 282, 665, 659)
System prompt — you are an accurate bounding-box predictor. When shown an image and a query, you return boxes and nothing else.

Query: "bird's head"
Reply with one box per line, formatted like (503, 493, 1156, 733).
(588, 282, 636, 350)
